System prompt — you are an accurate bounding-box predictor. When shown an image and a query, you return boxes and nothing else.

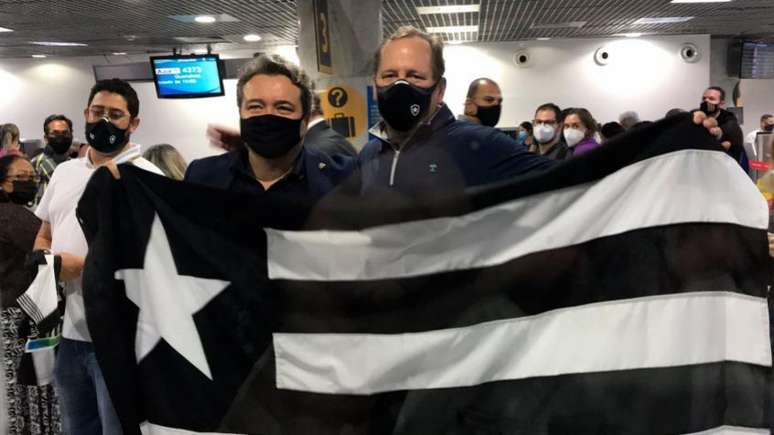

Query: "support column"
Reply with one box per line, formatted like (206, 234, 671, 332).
(297, 0, 382, 150)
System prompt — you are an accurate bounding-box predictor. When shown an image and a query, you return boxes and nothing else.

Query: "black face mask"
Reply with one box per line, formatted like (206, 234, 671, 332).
(9, 180, 37, 205)
(475, 104, 502, 127)
(47, 134, 73, 155)
(377, 80, 437, 132)
(85, 118, 129, 154)
(764, 124, 774, 133)
(240, 115, 303, 159)
(700, 101, 719, 116)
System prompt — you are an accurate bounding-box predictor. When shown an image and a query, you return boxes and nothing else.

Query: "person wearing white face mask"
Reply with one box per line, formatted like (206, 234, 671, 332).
(528, 103, 569, 160)
(563, 108, 601, 157)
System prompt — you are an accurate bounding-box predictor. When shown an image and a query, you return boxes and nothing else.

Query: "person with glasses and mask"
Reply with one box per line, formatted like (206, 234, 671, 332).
(185, 55, 355, 199)
(0, 155, 64, 435)
(529, 102, 569, 160)
(29, 114, 74, 206)
(459, 78, 503, 128)
(32, 78, 161, 435)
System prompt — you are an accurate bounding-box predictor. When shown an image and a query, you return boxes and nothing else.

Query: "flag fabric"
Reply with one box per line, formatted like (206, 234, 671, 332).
(78, 114, 773, 435)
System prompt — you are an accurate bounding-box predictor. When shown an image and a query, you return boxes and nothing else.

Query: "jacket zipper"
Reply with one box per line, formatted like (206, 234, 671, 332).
(389, 149, 401, 187)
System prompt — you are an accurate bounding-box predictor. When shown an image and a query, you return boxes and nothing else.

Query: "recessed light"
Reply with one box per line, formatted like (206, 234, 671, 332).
(112, 52, 127, 55)
(617, 32, 643, 38)
(446, 40, 467, 45)
(31, 54, 47, 58)
(416, 5, 480, 14)
(194, 15, 216, 23)
(0, 26, 13, 32)
(243, 34, 262, 42)
(426, 25, 479, 33)
(670, 0, 731, 3)
(634, 17, 694, 24)
(31, 41, 88, 47)
(531, 21, 586, 29)
(193, 49, 208, 54)
(537, 37, 552, 41)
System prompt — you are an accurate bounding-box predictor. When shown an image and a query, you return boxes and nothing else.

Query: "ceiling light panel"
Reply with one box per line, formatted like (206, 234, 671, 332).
(416, 5, 480, 15)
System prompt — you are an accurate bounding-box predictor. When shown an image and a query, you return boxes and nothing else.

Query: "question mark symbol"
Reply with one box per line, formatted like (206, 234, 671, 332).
(328, 87, 348, 108)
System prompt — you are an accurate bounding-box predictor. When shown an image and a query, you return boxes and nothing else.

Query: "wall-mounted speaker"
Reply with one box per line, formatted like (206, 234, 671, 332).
(513, 50, 531, 68)
(680, 43, 701, 63)
(594, 47, 610, 65)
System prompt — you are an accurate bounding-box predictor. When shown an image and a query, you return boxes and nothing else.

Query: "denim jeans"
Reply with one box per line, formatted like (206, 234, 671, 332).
(53, 338, 122, 435)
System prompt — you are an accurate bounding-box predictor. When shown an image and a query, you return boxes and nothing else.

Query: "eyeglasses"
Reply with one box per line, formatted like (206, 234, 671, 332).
(7, 174, 41, 183)
(88, 107, 128, 121)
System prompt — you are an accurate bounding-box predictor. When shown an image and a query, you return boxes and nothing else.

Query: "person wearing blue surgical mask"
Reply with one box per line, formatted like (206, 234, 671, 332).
(517, 121, 533, 148)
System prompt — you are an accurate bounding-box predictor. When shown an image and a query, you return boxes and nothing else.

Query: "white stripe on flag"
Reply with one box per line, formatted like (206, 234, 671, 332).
(140, 422, 244, 434)
(682, 426, 770, 434)
(266, 149, 766, 281)
(274, 292, 771, 395)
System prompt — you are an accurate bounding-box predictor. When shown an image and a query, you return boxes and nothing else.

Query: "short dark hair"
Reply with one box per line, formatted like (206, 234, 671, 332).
(601, 122, 625, 140)
(466, 78, 498, 99)
(706, 86, 726, 102)
(373, 25, 445, 82)
(87, 79, 139, 118)
(43, 114, 73, 135)
(564, 108, 599, 136)
(535, 103, 562, 122)
(762, 114, 773, 122)
(236, 54, 313, 118)
(665, 108, 686, 118)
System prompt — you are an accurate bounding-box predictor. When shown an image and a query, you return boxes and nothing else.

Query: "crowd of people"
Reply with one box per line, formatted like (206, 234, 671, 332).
(0, 24, 769, 435)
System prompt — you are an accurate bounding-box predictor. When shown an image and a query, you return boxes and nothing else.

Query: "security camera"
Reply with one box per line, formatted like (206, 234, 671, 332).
(594, 47, 610, 66)
(513, 50, 531, 68)
(680, 43, 701, 63)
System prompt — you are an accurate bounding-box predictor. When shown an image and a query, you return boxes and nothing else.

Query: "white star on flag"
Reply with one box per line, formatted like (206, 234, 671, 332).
(115, 213, 230, 380)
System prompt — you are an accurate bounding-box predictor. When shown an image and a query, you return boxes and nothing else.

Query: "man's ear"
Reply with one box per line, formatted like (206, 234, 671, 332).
(464, 98, 476, 116)
(128, 117, 140, 134)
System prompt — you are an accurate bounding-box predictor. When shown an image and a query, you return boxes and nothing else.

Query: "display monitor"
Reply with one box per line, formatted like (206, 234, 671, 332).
(150, 54, 225, 98)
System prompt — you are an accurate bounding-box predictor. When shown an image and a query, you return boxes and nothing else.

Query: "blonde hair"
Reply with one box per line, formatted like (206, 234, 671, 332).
(143, 144, 188, 181)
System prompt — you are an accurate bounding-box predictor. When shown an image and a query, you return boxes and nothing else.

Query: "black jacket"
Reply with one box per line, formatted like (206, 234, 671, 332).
(184, 147, 356, 201)
(305, 121, 358, 157)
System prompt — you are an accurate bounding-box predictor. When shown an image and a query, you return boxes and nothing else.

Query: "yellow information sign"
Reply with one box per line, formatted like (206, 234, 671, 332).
(320, 85, 366, 139)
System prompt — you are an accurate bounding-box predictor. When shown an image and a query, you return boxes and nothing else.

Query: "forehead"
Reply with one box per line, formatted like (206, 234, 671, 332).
(47, 119, 70, 130)
(242, 74, 301, 103)
(703, 89, 721, 97)
(535, 109, 557, 120)
(564, 114, 582, 124)
(474, 82, 501, 97)
(90, 91, 129, 111)
(379, 36, 433, 72)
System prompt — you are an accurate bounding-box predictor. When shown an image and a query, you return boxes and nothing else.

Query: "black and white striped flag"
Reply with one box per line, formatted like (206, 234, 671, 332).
(79, 114, 772, 435)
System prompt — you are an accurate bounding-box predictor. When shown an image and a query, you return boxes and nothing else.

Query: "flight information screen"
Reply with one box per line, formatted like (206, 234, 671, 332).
(151, 55, 225, 98)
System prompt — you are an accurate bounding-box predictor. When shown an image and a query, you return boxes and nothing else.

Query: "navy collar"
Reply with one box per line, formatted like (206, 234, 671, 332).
(368, 103, 456, 151)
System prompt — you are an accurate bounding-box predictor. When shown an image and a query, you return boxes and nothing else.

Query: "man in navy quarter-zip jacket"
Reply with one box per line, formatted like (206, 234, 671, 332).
(356, 26, 555, 197)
